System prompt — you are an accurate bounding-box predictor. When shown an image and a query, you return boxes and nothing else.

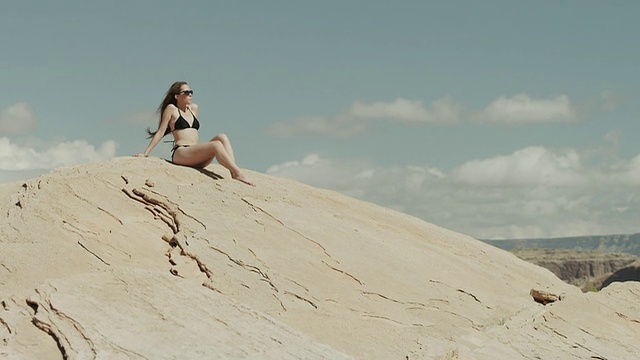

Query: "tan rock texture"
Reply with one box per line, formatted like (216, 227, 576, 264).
(1, 157, 640, 359)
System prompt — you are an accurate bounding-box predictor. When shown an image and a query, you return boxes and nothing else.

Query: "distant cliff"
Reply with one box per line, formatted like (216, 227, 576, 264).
(510, 249, 638, 291)
(482, 234, 640, 257)
(601, 261, 640, 289)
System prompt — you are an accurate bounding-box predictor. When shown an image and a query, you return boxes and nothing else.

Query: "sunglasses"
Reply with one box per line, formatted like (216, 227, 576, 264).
(179, 90, 194, 96)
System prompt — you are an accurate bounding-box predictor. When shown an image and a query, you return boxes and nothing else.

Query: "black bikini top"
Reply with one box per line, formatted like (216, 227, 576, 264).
(172, 107, 200, 132)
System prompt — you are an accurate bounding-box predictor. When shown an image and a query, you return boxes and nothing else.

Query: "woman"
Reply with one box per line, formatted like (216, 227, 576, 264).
(135, 81, 254, 186)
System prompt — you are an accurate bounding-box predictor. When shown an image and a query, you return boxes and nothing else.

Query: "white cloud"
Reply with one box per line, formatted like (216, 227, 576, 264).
(453, 146, 584, 186)
(0, 102, 38, 135)
(0, 137, 117, 182)
(474, 94, 577, 124)
(347, 97, 463, 124)
(267, 93, 581, 137)
(266, 97, 464, 137)
(266, 147, 640, 240)
(267, 154, 375, 196)
(267, 96, 465, 137)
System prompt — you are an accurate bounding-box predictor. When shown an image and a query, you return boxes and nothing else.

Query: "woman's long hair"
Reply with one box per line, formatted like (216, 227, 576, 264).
(146, 81, 188, 138)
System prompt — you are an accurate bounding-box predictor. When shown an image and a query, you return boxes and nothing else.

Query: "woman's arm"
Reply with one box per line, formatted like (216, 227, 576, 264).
(134, 107, 174, 157)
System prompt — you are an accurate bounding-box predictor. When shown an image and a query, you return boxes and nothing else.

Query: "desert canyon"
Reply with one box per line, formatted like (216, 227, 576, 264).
(1, 157, 639, 359)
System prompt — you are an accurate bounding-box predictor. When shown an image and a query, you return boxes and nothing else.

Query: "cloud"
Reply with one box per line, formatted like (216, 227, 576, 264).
(266, 116, 368, 138)
(266, 97, 464, 137)
(613, 154, 640, 186)
(474, 94, 577, 124)
(267, 93, 580, 137)
(597, 90, 625, 112)
(266, 146, 640, 240)
(0, 137, 117, 182)
(347, 97, 464, 124)
(266, 154, 379, 196)
(603, 130, 621, 146)
(120, 109, 157, 125)
(0, 102, 38, 135)
(453, 146, 584, 186)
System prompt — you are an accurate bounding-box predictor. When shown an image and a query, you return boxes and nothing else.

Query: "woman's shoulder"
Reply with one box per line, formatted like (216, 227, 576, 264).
(190, 103, 199, 111)
(163, 103, 179, 114)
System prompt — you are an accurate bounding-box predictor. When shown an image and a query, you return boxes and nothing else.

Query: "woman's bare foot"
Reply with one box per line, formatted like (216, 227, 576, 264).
(232, 172, 255, 186)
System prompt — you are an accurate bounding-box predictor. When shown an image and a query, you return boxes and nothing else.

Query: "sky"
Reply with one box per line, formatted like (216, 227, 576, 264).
(1, 0, 638, 240)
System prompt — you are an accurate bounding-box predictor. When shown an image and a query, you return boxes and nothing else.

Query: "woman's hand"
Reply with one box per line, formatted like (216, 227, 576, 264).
(132, 153, 148, 157)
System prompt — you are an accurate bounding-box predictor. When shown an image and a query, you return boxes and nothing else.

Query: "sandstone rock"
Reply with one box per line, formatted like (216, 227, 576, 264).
(1, 157, 639, 359)
(529, 289, 561, 305)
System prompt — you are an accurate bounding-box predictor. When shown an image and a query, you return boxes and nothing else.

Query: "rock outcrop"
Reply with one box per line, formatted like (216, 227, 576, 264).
(1, 157, 640, 359)
(601, 260, 640, 289)
(510, 249, 639, 291)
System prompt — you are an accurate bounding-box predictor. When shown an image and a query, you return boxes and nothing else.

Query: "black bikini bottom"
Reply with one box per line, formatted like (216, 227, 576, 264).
(171, 144, 190, 161)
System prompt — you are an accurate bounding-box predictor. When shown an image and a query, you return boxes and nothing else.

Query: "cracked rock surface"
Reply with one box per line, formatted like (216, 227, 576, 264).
(1, 157, 640, 359)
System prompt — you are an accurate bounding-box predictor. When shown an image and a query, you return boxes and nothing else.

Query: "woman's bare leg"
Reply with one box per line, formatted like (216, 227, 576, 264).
(211, 134, 235, 163)
(173, 141, 254, 186)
